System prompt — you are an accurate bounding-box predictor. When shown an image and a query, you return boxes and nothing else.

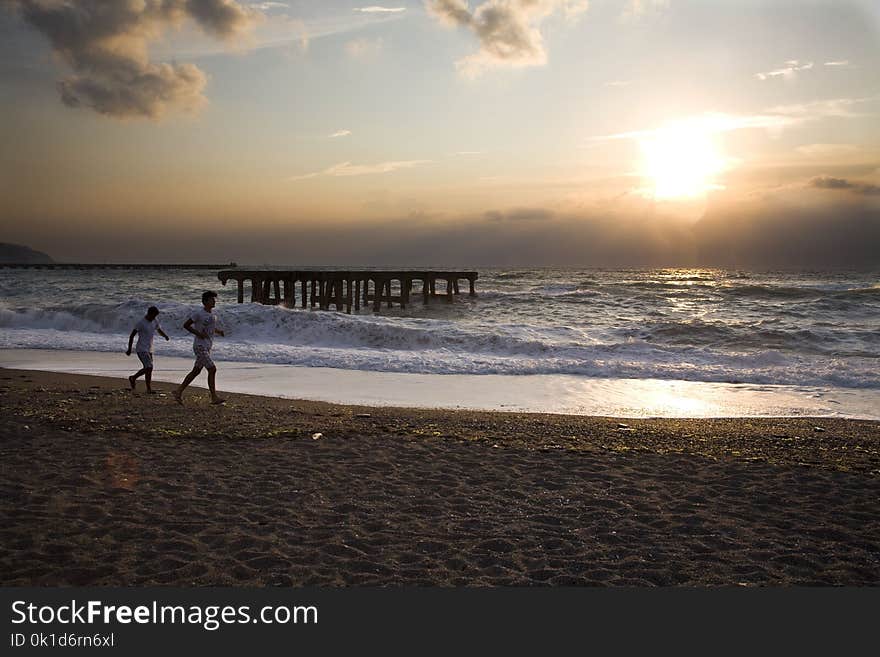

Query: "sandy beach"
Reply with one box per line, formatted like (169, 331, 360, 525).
(1, 367, 879, 586)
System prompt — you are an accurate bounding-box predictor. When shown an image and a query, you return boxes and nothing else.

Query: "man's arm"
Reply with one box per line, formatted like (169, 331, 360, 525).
(183, 318, 208, 339)
(157, 327, 170, 341)
(126, 329, 137, 355)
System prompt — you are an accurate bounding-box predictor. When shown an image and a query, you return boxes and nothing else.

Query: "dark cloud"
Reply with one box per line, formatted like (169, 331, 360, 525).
(11, 194, 879, 268)
(8, 0, 256, 119)
(427, 0, 474, 27)
(809, 176, 880, 196)
(484, 207, 556, 222)
(185, 0, 254, 39)
(811, 176, 853, 189)
(691, 199, 880, 268)
(57, 62, 208, 118)
(426, 1, 584, 76)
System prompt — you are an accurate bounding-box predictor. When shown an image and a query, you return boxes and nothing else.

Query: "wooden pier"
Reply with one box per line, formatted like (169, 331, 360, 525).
(217, 270, 478, 313)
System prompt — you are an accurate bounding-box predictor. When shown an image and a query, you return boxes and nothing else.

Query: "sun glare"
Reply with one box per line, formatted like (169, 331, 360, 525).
(639, 119, 728, 199)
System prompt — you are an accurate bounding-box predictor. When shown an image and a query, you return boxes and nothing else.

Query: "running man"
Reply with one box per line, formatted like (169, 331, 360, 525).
(174, 290, 225, 404)
(126, 305, 169, 393)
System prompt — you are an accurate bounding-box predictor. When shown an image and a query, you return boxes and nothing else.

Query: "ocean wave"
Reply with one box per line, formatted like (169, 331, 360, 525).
(831, 286, 880, 297)
(0, 299, 584, 358)
(606, 280, 715, 290)
(2, 268, 878, 390)
(1, 327, 877, 388)
(719, 284, 823, 299)
(474, 287, 605, 301)
(529, 283, 582, 295)
(622, 318, 880, 354)
(492, 271, 538, 280)
(2, 300, 876, 359)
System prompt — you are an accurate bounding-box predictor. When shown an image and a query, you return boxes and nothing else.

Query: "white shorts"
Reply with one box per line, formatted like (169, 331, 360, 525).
(193, 345, 215, 369)
(137, 351, 153, 368)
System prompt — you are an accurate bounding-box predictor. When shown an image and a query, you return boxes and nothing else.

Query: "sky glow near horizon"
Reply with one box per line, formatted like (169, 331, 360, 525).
(0, 0, 878, 266)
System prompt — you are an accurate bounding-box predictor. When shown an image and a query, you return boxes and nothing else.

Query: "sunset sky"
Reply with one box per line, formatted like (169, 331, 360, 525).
(1, 0, 878, 266)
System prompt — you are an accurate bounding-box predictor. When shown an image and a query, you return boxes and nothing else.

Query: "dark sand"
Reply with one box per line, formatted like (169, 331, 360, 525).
(1, 368, 879, 586)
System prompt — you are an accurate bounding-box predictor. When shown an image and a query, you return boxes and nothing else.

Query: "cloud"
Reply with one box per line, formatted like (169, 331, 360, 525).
(8, 0, 258, 119)
(289, 160, 431, 181)
(620, 0, 668, 21)
(151, 6, 412, 59)
(279, 201, 879, 267)
(20, 193, 880, 268)
(58, 63, 209, 118)
(809, 176, 880, 196)
(250, 2, 288, 10)
(591, 98, 877, 143)
(345, 37, 384, 57)
(765, 96, 874, 121)
(329, 129, 352, 138)
(484, 208, 556, 222)
(354, 6, 407, 12)
(604, 79, 633, 87)
(755, 60, 813, 81)
(691, 197, 880, 268)
(563, 1, 590, 21)
(427, 0, 474, 26)
(187, 0, 254, 39)
(590, 112, 790, 144)
(425, 0, 587, 78)
(795, 143, 860, 157)
(824, 60, 850, 67)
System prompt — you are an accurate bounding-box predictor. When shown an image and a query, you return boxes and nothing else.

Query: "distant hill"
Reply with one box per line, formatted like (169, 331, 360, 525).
(0, 243, 54, 264)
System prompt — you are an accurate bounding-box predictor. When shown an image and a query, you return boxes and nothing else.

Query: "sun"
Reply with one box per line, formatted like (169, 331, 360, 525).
(639, 119, 728, 199)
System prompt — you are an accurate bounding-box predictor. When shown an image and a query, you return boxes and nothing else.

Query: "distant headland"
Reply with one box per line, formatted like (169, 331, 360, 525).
(0, 243, 54, 264)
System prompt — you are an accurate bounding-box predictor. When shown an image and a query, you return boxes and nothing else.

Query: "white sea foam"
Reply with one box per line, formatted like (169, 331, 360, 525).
(0, 301, 877, 388)
(3, 349, 880, 419)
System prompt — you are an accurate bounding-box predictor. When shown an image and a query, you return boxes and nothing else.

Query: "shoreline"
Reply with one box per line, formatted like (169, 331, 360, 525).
(3, 367, 878, 473)
(2, 368, 879, 586)
(2, 348, 879, 419)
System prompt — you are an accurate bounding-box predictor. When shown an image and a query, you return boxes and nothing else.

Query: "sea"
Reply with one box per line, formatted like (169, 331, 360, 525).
(1, 267, 878, 417)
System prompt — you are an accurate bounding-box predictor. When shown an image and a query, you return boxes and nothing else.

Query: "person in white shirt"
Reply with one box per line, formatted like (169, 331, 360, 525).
(126, 305, 169, 393)
(174, 290, 226, 404)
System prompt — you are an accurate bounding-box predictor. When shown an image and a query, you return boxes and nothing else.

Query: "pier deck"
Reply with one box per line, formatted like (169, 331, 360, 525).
(218, 270, 478, 313)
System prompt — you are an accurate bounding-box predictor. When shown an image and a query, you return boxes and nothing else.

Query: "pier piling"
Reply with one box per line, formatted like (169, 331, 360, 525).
(217, 270, 478, 314)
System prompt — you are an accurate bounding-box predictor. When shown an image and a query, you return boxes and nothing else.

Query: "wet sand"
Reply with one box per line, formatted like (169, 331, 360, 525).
(5, 348, 880, 419)
(1, 368, 879, 586)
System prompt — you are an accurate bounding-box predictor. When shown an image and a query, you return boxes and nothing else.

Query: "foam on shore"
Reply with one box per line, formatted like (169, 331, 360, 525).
(2, 348, 878, 419)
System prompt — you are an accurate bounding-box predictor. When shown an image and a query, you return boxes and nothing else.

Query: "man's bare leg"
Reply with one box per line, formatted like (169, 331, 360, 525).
(129, 367, 150, 390)
(174, 366, 202, 403)
(207, 367, 225, 404)
(145, 368, 154, 394)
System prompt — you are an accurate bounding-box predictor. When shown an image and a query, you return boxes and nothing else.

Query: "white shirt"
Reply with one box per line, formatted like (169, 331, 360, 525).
(134, 318, 162, 353)
(190, 307, 219, 349)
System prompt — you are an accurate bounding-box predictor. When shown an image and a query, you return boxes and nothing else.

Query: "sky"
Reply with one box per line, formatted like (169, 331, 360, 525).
(0, 0, 878, 267)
